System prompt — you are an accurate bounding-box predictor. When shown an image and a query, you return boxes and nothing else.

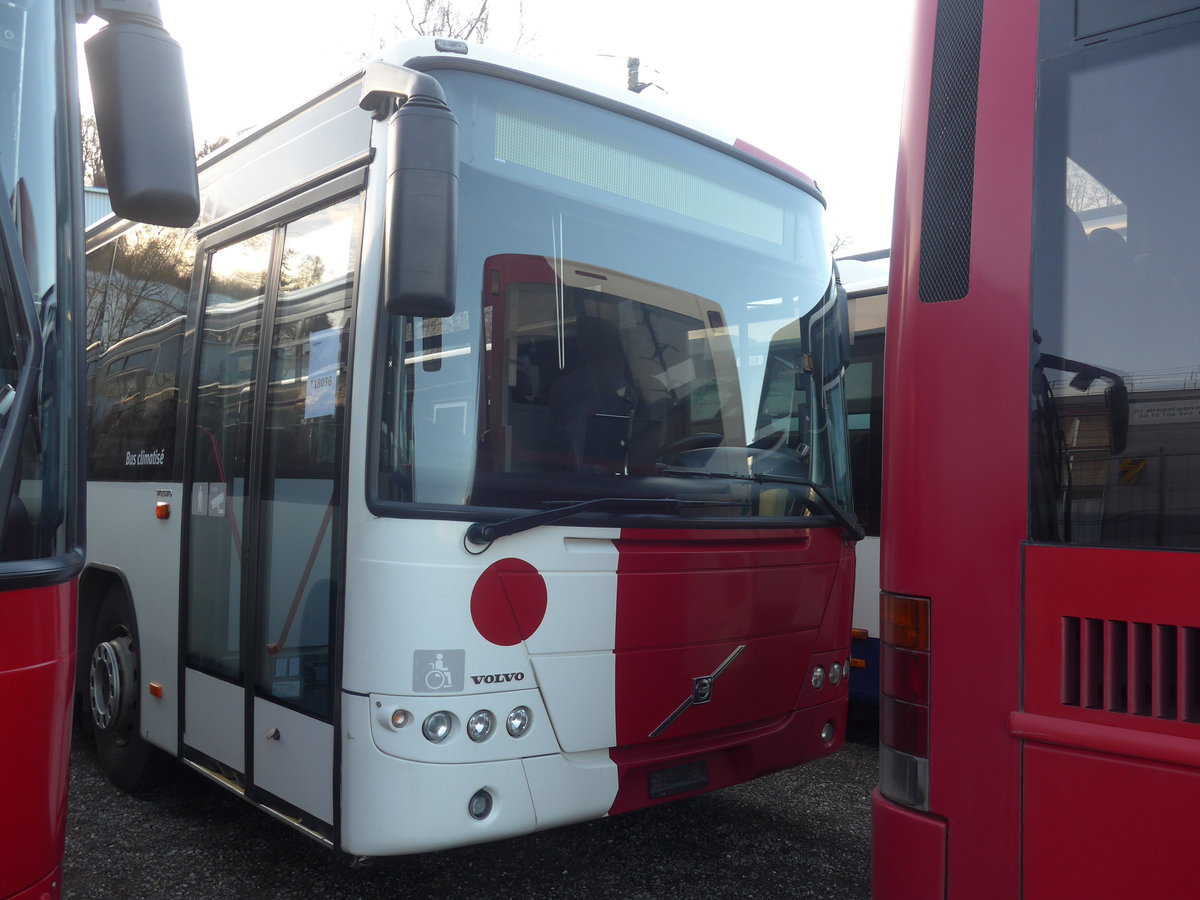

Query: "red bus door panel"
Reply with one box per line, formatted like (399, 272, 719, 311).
(1022, 743, 1200, 898)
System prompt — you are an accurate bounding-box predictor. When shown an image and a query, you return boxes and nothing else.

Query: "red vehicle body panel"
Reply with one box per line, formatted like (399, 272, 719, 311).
(0, 584, 76, 900)
(871, 788, 945, 899)
(876, 0, 1037, 895)
(609, 527, 853, 814)
(1017, 546, 1200, 897)
(878, 0, 1200, 896)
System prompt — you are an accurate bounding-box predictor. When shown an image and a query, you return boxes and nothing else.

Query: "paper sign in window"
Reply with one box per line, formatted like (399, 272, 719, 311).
(305, 327, 340, 420)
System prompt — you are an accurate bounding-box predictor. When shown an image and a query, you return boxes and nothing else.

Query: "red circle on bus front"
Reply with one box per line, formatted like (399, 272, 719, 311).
(470, 558, 548, 646)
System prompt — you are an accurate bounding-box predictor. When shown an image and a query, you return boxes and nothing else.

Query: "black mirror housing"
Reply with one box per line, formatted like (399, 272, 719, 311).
(85, 20, 200, 227)
(383, 100, 458, 319)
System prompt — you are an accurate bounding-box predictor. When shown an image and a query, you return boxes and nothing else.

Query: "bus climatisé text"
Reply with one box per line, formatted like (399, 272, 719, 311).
(82, 39, 861, 857)
(874, 1, 1200, 897)
(1, 2, 198, 898)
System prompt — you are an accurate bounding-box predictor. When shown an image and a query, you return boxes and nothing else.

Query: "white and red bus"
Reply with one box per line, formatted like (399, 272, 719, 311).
(2, 2, 197, 898)
(874, 1, 1200, 897)
(839, 250, 888, 705)
(81, 38, 861, 857)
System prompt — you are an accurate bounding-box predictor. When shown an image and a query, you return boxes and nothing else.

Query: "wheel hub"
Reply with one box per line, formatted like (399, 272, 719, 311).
(90, 635, 135, 737)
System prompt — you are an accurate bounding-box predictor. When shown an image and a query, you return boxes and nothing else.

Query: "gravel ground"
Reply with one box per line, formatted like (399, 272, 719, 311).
(64, 714, 876, 899)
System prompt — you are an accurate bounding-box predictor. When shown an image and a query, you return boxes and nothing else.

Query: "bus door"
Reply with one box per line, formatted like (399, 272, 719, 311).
(181, 193, 359, 832)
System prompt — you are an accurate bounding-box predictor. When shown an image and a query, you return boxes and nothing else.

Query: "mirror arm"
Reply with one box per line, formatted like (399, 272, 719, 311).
(359, 61, 451, 119)
(78, 0, 168, 27)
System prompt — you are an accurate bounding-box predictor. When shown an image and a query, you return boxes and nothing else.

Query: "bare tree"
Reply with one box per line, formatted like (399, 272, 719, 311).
(82, 117, 233, 193)
(197, 136, 231, 161)
(407, 0, 491, 42)
(86, 226, 196, 350)
(82, 115, 106, 187)
(829, 232, 855, 255)
(1066, 158, 1121, 213)
(360, 0, 530, 62)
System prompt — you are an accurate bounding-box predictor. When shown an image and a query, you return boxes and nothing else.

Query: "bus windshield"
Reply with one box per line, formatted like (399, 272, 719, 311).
(375, 70, 850, 522)
(0, 0, 70, 563)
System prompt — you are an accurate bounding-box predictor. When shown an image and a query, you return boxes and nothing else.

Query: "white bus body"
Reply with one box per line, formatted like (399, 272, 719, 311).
(81, 39, 860, 856)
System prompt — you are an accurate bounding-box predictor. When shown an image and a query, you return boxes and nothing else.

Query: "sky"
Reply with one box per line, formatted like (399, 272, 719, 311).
(79, 0, 915, 251)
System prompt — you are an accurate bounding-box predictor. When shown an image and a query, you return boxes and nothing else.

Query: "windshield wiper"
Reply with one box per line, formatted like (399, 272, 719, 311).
(657, 467, 865, 541)
(465, 496, 739, 545)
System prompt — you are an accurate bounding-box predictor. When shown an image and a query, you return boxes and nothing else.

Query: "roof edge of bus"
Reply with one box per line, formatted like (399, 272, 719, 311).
(835, 249, 890, 294)
(188, 37, 824, 204)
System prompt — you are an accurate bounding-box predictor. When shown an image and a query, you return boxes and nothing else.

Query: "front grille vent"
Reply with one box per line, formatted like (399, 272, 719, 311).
(1062, 616, 1200, 721)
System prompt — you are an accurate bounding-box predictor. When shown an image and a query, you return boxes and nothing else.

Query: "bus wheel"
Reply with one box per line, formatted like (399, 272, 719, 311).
(88, 586, 170, 791)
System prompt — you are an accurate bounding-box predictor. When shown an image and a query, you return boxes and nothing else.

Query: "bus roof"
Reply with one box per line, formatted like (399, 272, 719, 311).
(836, 249, 889, 295)
(383, 39, 819, 190)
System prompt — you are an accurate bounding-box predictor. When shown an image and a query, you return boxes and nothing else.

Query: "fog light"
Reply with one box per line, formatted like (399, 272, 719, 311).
(820, 721, 836, 743)
(391, 709, 412, 729)
(506, 705, 532, 737)
(467, 710, 495, 743)
(468, 788, 493, 820)
(811, 666, 826, 689)
(422, 711, 453, 743)
(830, 662, 843, 685)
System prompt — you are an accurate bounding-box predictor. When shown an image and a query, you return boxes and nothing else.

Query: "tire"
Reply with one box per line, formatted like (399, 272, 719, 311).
(87, 584, 172, 791)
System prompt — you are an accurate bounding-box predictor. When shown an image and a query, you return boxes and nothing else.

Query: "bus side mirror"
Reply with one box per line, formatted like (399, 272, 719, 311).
(85, 19, 200, 227)
(382, 100, 458, 318)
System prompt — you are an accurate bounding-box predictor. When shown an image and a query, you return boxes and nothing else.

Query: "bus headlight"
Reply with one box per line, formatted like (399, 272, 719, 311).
(812, 666, 827, 689)
(467, 710, 495, 743)
(390, 709, 412, 729)
(422, 711, 453, 743)
(830, 662, 843, 685)
(506, 706, 532, 737)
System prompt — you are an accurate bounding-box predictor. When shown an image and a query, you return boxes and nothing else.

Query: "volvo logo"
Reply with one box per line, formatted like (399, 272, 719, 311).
(649, 645, 746, 739)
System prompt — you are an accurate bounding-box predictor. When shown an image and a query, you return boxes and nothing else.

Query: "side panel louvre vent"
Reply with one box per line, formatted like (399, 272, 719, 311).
(918, 0, 984, 303)
(1062, 616, 1200, 722)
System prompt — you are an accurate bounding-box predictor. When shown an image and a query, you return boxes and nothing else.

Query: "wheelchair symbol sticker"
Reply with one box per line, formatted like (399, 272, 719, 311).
(413, 649, 465, 693)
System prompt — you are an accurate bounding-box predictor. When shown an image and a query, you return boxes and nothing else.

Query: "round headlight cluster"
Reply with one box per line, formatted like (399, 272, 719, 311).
(811, 666, 826, 689)
(415, 706, 533, 743)
(829, 662, 844, 685)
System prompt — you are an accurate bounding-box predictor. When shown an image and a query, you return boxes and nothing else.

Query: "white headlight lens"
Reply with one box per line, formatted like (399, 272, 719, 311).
(811, 666, 826, 689)
(830, 662, 843, 685)
(422, 711, 453, 743)
(467, 710, 495, 743)
(506, 705, 532, 737)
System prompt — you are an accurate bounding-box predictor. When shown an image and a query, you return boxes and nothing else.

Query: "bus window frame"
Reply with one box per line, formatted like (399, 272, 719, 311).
(1029, 15, 1200, 550)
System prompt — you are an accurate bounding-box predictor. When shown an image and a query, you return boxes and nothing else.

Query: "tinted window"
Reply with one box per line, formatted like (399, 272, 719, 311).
(847, 330, 884, 537)
(1031, 23, 1200, 548)
(85, 225, 195, 480)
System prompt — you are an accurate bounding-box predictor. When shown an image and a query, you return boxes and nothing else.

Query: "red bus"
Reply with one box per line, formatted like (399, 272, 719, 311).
(0, 3, 196, 898)
(874, 1, 1200, 897)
